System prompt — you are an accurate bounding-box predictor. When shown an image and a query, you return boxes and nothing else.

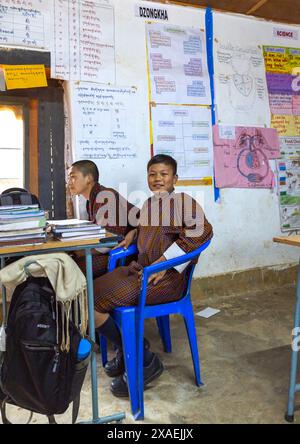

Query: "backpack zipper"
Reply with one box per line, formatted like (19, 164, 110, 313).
(21, 342, 60, 373)
(22, 341, 55, 351)
(24, 344, 54, 351)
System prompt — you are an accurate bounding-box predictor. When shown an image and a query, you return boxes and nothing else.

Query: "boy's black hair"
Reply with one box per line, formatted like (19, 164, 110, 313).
(71, 160, 99, 183)
(147, 154, 177, 175)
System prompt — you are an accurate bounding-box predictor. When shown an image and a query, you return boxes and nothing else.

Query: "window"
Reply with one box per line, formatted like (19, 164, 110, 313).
(0, 105, 24, 192)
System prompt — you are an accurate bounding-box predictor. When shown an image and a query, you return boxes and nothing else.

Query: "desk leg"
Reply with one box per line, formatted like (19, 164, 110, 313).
(82, 249, 125, 425)
(286, 257, 300, 422)
(85, 248, 99, 422)
(1, 258, 7, 326)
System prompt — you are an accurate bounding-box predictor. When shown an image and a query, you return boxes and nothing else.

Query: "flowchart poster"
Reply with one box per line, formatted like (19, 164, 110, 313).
(151, 104, 213, 182)
(146, 22, 211, 105)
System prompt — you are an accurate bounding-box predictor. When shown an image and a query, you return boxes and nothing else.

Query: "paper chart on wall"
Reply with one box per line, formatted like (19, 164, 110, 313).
(146, 22, 211, 105)
(265, 45, 300, 230)
(264, 46, 300, 116)
(277, 158, 300, 230)
(151, 104, 213, 181)
(213, 125, 280, 188)
(271, 115, 300, 136)
(51, 0, 116, 84)
(214, 42, 271, 126)
(263, 46, 300, 74)
(71, 83, 138, 162)
(0, 0, 52, 49)
(278, 136, 300, 159)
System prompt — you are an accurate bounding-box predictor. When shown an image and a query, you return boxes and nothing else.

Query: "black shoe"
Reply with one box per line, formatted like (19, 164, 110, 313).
(104, 338, 150, 378)
(104, 349, 124, 377)
(110, 353, 164, 398)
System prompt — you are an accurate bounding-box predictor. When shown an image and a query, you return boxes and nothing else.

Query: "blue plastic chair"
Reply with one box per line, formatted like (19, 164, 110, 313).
(99, 240, 211, 420)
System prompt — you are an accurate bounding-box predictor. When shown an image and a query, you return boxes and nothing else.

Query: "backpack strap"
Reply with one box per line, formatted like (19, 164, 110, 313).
(46, 397, 80, 425)
(1, 187, 28, 195)
(1, 397, 33, 424)
(72, 395, 81, 424)
(0, 188, 41, 208)
(47, 415, 57, 424)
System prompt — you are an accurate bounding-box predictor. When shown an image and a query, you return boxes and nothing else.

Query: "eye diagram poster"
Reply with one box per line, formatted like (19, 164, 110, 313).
(0, 0, 52, 48)
(146, 23, 211, 105)
(264, 46, 300, 116)
(71, 83, 138, 161)
(151, 104, 213, 182)
(213, 126, 280, 188)
(51, 0, 116, 84)
(214, 43, 271, 126)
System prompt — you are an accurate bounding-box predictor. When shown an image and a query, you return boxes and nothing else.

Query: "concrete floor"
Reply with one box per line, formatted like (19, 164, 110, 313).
(2, 285, 299, 424)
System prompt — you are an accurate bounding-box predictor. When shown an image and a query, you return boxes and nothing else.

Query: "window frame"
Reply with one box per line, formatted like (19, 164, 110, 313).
(0, 97, 30, 190)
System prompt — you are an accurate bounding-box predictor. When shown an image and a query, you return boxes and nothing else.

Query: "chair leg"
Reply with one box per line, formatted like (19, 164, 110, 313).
(120, 314, 140, 416)
(183, 308, 203, 386)
(100, 335, 108, 367)
(156, 316, 172, 353)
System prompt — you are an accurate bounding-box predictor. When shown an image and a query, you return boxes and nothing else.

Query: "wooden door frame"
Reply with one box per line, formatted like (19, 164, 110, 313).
(0, 48, 66, 218)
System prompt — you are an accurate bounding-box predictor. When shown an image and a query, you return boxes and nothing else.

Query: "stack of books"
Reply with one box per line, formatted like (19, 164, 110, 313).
(48, 219, 105, 242)
(0, 205, 46, 248)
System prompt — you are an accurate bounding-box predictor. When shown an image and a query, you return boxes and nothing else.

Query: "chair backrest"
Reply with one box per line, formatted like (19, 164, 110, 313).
(139, 239, 211, 312)
(182, 262, 197, 299)
(178, 240, 211, 299)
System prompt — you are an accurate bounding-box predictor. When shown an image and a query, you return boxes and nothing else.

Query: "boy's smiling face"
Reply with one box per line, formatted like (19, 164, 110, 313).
(147, 162, 178, 194)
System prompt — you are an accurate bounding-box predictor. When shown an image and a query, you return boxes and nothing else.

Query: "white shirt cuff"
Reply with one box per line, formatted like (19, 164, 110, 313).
(163, 242, 190, 273)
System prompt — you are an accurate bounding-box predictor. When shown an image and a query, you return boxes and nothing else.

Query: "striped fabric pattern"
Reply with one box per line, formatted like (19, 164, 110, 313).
(94, 192, 213, 313)
(74, 183, 137, 279)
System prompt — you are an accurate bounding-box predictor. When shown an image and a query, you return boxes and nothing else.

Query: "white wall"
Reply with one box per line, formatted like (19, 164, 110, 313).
(201, 12, 300, 277)
(80, 1, 300, 277)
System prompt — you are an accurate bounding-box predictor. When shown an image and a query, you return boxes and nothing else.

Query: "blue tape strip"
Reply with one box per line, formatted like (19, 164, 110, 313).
(205, 7, 220, 202)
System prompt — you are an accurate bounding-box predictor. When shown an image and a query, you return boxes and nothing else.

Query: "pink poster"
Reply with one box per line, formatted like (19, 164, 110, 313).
(213, 126, 280, 188)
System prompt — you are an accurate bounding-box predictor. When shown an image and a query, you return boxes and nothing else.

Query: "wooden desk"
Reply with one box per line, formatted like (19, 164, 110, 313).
(0, 235, 125, 424)
(274, 235, 300, 248)
(0, 237, 108, 255)
(274, 235, 300, 422)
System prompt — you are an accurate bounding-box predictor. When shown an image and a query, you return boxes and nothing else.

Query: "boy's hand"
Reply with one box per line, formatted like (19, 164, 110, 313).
(147, 270, 167, 286)
(113, 229, 137, 250)
(138, 256, 167, 285)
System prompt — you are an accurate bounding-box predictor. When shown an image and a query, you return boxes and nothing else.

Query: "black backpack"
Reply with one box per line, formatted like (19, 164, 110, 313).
(0, 277, 90, 424)
(0, 187, 41, 208)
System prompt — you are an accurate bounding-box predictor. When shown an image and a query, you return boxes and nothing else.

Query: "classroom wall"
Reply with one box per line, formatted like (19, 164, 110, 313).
(1, 0, 299, 278)
(197, 12, 300, 277)
(72, 1, 300, 278)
